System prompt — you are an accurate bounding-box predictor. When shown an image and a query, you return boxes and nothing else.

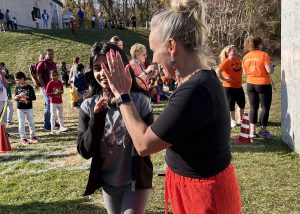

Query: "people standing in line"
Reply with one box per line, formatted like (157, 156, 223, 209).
(217, 45, 245, 128)
(69, 56, 80, 83)
(6, 77, 14, 125)
(46, 70, 68, 133)
(129, 43, 156, 90)
(109, 36, 123, 50)
(0, 9, 5, 32)
(0, 66, 8, 126)
(98, 12, 104, 29)
(77, 42, 153, 214)
(242, 36, 275, 139)
(74, 63, 86, 106)
(91, 14, 96, 29)
(77, 8, 84, 29)
(36, 49, 57, 131)
(12, 17, 17, 30)
(101, 0, 242, 213)
(42, 10, 49, 29)
(14, 71, 38, 145)
(5, 9, 13, 31)
(131, 15, 137, 30)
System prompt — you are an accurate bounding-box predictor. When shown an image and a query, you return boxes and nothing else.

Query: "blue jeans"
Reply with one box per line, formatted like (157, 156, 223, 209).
(40, 88, 51, 130)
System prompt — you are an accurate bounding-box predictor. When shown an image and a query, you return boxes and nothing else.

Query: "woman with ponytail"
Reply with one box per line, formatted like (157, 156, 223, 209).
(243, 36, 275, 139)
(101, 0, 241, 213)
(217, 45, 245, 128)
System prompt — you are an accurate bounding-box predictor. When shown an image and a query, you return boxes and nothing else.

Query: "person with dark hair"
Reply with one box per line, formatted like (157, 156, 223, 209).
(5, 9, 13, 31)
(77, 42, 153, 214)
(101, 0, 242, 213)
(109, 36, 123, 50)
(42, 9, 49, 29)
(46, 70, 68, 133)
(243, 36, 275, 139)
(0, 9, 5, 32)
(36, 48, 57, 131)
(131, 15, 136, 30)
(77, 8, 84, 29)
(69, 56, 80, 83)
(61, 62, 69, 88)
(14, 71, 38, 145)
(74, 63, 86, 106)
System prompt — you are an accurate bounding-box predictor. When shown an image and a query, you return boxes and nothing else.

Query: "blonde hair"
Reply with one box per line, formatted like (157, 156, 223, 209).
(150, 0, 208, 53)
(219, 45, 235, 62)
(130, 43, 147, 59)
(110, 35, 121, 44)
(244, 36, 263, 52)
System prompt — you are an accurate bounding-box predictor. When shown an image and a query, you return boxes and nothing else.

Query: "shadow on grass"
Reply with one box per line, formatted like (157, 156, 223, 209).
(230, 136, 292, 154)
(0, 198, 106, 214)
(0, 152, 77, 163)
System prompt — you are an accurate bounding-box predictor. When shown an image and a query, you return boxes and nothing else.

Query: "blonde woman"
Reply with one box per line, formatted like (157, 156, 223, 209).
(69, 56, 80, 83)
(102, 0, 242, 213)
(129, 43, 156, 90)
(109, 36, 124, 49)
(217, 45, 245, 128)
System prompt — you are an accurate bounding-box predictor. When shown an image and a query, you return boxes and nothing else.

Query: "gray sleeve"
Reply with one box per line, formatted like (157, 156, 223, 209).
(138, 94, 152, 119)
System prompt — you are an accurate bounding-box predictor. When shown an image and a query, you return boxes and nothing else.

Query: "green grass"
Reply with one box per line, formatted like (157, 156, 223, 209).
(0, 29, 299, 214)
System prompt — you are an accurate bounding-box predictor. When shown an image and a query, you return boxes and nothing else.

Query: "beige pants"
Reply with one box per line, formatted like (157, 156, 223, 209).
(0, 20, 5, 31)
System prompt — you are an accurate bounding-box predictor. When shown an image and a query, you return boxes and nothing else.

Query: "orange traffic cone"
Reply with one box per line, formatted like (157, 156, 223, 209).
(0, 124, 12, 153)
(231, 113, 253, 144)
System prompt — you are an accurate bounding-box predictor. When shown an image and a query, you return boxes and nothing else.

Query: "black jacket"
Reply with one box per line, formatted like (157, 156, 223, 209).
(77, 105, 154, 196)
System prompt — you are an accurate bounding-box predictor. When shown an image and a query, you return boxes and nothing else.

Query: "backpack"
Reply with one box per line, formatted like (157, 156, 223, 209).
(29, 61, 44, 87)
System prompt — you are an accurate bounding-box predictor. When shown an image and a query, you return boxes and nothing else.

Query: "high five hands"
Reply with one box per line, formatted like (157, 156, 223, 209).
(101, 49, 132, 99)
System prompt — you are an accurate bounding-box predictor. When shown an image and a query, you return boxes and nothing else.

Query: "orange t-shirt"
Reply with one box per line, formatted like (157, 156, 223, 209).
(218, 58, 243, 88)
(242, 50, 271, 85)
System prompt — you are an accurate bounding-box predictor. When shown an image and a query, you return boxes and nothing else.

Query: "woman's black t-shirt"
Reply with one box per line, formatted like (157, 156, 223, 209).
(151, 70, 231, 178)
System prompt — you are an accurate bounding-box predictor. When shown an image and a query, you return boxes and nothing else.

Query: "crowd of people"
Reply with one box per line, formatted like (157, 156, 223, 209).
(0, 0, 278, 213)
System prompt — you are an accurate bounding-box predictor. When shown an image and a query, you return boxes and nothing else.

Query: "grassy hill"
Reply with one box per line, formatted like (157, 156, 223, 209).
(0, 28, 150, 76)
(0, 29, 299, 213)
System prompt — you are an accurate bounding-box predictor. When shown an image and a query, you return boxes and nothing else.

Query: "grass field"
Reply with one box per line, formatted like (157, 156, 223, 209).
(0, 29, 299, 214)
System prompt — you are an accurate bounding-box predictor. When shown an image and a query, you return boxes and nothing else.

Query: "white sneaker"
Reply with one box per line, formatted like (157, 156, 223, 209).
(60, 127, 69, 132)
(231, 120, 237, 128)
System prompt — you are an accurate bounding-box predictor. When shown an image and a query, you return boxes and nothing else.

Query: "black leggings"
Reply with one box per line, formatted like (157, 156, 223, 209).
(247, 83, 272, 126)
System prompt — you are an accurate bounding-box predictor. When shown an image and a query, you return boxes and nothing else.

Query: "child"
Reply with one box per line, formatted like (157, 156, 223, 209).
(46, 70, 68, 133)
(61, 62, 69, 88)
(70, 16, 75, 34)
(14, 71, 38, 145)
(6, 78, 14, 125)
(12, 17, 17, 30)
(74, 63, 86, 106)
(69, 81, 79, 112)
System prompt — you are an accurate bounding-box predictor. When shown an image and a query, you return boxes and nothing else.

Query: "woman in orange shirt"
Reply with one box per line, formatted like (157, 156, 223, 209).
(242, 36, 275, 139)
(217, 45, 245, 128)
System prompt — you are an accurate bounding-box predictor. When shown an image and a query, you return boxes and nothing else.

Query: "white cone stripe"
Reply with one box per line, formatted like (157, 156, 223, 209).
(239, 133, 249, 138)
(241, 124, 250, 129)
(243, 115, 249, 120)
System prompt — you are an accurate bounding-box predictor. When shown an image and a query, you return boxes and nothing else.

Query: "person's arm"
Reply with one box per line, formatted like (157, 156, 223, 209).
(36, 62, 46, 88)
(1, 73, 8, 88)
(45, 83, 54, 97)
(216, 68, 232, 82)
(265, 64, 274, 75)
(119, 101, 171, 156)
(77, 98, 107, 159)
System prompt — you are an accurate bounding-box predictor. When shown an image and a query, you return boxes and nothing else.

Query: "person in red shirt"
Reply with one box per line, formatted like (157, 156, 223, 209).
(46, 70, 68, 133)
(217, 45, 245, 128)
(70, 16, 75, 34)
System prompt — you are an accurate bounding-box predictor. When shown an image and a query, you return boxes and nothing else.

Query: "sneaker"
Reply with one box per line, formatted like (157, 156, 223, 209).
(231, 120, 237, 128)
(51, 130, 60, 134)
(59, 127, 69, 132)
(30, 136, 39, 143)
(258, 130, 275, 139)
(21, 139, 30, 145)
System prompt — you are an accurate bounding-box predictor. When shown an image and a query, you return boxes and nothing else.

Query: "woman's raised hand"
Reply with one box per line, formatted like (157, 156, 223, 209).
(102, 49, 132, 99)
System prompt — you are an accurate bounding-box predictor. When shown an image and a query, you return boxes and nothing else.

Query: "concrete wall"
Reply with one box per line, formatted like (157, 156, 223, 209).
(0, 0, 63, 29)
(281, 0, 300, 154)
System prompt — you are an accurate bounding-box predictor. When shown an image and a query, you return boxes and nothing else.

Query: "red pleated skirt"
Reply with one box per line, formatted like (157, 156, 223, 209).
(165, 163, 242, 214)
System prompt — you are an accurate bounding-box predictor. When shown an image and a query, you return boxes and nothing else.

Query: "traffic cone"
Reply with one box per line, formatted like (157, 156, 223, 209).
(231, 113, 253, 144)
(0, 124, 12, 153)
